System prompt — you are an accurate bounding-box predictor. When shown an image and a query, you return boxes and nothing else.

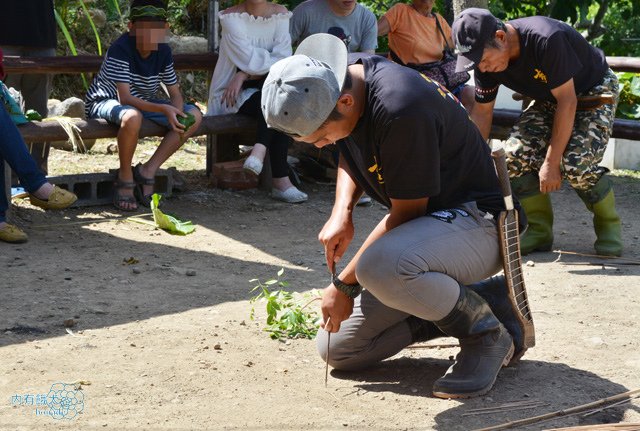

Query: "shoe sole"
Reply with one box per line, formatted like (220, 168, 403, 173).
(520, 242, 553, 255)
(432, 342, 515, 399)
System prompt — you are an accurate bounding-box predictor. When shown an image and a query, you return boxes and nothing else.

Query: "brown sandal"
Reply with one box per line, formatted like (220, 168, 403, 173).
(113, 179, 138, 212)
(133, 163, 156, 208)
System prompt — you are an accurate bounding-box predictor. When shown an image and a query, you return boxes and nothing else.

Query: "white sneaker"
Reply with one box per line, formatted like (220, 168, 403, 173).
(357, 194, 372, 206)
(243, 155, 264, 176)
(271, 187, 308, 203)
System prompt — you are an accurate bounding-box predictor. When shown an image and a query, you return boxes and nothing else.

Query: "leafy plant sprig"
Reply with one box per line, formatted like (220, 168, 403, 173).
(249, 269, 321, 340)
(616, 72, 640, 120)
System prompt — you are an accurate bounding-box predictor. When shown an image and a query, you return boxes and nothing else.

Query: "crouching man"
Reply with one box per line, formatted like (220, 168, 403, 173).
(261, 34, 523, 398)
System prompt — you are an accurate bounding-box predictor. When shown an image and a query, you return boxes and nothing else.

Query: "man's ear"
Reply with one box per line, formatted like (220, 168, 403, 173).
(127, 21, 134, 31)
(336, 93, 354, 113)
(495, 29, 507, 46)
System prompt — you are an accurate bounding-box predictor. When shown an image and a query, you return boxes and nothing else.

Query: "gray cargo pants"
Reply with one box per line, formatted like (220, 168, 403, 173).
(317, 201, 502, 371)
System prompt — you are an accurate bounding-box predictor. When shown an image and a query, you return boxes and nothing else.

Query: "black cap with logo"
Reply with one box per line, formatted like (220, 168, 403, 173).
(452, 8, 501, 72)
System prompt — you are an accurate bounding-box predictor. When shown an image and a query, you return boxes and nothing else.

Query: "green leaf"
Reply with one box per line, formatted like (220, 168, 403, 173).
(151, 194, 195, 235)
(617, 103, 640, 119)
(79, 0, 102, 56)
(277, 268, 284, 277)
(264, 279, 278, 285)
(25, 110, 42, 121)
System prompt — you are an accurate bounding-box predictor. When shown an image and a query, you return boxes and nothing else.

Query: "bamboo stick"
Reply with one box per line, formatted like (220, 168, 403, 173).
(553, 250, 640, 265)
(474, 388, 640, 431)
(545, 423, 640, 431)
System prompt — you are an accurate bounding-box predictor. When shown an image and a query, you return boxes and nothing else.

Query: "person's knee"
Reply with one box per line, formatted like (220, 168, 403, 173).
(185, 106, 203, 135)
(316, 330, 370, 371)
(120, 109, 143, 131)
(356, 242, 398, 300)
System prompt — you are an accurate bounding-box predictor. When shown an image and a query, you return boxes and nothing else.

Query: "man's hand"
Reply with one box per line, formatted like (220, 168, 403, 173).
(222, 71, 248, 108)
(161, 104, 187, 133)
(321, 284, 354, 333)
(539, 160, 562, 193)
(318, 212, 354, 269)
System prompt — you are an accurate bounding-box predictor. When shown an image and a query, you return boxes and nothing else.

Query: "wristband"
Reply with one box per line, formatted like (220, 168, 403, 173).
(332, 274, 363, 299)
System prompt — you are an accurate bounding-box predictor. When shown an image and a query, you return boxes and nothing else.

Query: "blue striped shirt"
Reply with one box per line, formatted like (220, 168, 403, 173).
(85, 32, 178, 116)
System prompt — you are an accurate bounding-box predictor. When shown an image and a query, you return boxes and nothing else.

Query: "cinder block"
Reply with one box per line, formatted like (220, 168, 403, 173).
(211, 160, 258, 190)
(47, 169, 175, 207)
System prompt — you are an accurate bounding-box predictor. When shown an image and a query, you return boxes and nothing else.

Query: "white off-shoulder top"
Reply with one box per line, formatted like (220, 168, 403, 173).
(206, 11, 292, 115)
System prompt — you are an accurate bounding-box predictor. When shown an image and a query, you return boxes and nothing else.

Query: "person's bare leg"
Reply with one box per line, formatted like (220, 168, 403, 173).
(249, 143, 267, 162)
(137, 107, 202, 196)
(116, 110, 143, 210)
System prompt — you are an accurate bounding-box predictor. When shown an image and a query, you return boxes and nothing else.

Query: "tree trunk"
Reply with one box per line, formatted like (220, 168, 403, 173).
(452, 0, 488, 18)
(441, 0, 454, 24)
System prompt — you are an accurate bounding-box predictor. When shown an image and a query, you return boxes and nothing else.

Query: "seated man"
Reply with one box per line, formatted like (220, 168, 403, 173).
(261, 34, 520, 398)
(290, 0, 377, 54)
(453, 8, 622, 256)
(85, 0, 202, 211)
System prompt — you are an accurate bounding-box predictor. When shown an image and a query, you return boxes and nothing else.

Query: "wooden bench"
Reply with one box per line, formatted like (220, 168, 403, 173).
(16, 114, 256, 176)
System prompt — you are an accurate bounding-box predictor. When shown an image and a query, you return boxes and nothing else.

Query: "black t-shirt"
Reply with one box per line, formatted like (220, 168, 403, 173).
(475, 16, 608, 103)
(338, 54, 505, 216)
(0, 1, 57, 48)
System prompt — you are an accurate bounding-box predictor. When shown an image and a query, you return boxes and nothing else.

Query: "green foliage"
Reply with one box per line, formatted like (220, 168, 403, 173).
(615, 72, 640, 120)
(591, 0, 640, 57)
(249, 269, 321, 340)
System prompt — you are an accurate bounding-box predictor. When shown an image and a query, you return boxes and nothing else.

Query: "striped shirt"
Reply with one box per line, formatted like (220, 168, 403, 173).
(85, 33, 178, 116)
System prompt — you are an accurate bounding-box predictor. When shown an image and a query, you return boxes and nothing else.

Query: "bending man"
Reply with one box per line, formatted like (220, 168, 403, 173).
(453, 8, 622, 256)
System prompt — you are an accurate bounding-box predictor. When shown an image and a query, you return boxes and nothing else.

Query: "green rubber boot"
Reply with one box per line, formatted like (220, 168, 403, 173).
(512, 175, 554, 255)
(575, 177, 623, 257)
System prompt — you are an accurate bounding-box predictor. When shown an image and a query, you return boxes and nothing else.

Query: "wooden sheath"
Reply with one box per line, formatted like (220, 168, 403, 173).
(491, 147, 536, 351)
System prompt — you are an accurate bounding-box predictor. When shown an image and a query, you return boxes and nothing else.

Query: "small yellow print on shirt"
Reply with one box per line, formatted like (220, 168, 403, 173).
(533, 68, 548, 83)
(368, 158, 384, 184)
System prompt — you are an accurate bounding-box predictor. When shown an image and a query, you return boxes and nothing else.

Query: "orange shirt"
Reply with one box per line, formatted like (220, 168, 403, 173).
(383, 3, 452, 65)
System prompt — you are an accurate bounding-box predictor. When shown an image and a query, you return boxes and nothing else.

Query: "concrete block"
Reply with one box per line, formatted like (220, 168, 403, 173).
(47, 169, 175, 207)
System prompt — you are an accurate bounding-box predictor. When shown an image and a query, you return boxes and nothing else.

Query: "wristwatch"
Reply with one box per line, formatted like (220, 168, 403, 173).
(332, 274, 363, 299)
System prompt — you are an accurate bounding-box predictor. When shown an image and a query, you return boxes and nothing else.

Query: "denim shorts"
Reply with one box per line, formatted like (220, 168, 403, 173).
(90, 99, 196, 129)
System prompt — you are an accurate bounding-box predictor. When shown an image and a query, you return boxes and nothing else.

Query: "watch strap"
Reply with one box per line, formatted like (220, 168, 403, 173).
(332, 274, 363, 299)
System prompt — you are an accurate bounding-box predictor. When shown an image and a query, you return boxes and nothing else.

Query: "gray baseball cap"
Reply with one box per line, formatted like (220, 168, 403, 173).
(261, 33, 348, 137)
(452, 8, 500, 72)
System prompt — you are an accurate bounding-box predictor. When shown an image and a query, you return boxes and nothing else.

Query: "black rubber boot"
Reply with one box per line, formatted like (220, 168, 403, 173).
(468, 275, 526, 363)
(432, 286, 514, 399)
(406, 315, 446, 344)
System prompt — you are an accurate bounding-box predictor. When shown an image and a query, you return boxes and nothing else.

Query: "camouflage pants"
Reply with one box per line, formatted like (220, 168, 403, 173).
(505, 68, 618, 191)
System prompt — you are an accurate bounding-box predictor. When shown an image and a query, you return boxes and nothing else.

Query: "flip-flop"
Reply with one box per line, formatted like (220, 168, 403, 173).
(132, 163, 156, 208)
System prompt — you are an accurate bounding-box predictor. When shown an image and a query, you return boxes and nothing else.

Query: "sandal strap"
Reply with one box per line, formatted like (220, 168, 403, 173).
(115, 180, 137, 189)
(133, 163, 156, 186)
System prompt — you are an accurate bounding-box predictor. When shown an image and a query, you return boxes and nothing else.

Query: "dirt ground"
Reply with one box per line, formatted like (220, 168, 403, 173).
(1, 140, 640, 431)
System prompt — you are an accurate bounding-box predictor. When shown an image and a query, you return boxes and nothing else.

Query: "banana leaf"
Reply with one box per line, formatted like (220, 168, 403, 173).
(150, 194, 195, 235)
